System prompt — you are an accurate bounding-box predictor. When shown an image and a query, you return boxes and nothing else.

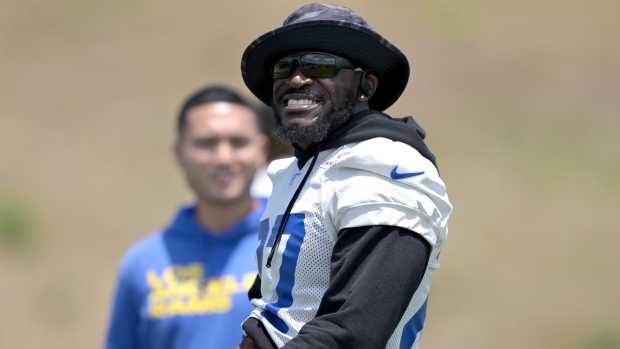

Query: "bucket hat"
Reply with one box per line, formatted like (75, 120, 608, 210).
(241, 3, 410, 111)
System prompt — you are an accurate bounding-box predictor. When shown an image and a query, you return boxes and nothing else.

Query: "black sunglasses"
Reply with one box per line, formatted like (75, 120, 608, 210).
(272, 52, 362, 79)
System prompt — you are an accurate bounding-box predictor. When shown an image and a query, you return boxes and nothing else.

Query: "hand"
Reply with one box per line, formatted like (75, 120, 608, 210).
(237, 336, 258, 349)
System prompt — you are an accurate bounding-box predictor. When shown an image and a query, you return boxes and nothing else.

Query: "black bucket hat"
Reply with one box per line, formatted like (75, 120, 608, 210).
(241, 3, 410, 111)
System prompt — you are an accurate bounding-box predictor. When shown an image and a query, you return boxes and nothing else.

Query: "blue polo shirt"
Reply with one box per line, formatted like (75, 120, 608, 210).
(104, 199, 265, 349)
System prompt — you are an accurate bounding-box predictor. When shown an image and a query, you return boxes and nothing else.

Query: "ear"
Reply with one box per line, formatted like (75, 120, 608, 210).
(365, 72, 379, 98)
(173, 139, 184, 167)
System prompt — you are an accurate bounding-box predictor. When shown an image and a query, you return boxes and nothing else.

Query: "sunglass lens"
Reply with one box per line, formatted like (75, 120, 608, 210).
(301, 53, 337, 78)
(302, 63, 337, 78)
(273, 59, 293, 79)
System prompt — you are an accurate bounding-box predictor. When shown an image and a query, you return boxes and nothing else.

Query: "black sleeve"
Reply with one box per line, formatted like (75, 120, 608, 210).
(248, 274, 262, 301)
(283, 225, 431, 349)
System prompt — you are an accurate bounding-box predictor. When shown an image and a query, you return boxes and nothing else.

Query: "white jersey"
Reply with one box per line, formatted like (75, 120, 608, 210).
(250, 137, 452, 348)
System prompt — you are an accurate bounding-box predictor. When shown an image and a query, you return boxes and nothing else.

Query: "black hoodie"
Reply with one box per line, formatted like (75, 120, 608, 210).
(243, 110, 436, 349)
(294, 109, 436, 168)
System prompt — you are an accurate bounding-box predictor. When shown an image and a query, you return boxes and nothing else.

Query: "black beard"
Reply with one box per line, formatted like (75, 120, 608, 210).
(273, 99, 355, 148)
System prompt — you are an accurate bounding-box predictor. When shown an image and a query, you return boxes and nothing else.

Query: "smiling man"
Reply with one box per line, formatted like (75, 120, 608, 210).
(270, 51, 366, 149)
(237, 3, 453, 349)
(104, 85, 270, 349)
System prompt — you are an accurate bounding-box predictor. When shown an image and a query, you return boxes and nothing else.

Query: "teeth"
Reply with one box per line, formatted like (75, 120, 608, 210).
(287, 98, 316, 106)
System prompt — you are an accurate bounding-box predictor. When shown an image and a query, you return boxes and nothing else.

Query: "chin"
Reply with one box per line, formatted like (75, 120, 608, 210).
(284, 117, 319, 129)
(221, 189, 250, 203)
(197, 187, 240, 204)
(206, 195, 244, 206)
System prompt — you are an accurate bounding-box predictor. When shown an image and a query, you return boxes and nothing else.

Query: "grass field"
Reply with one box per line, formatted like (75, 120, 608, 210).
(1, 1, 619, 348)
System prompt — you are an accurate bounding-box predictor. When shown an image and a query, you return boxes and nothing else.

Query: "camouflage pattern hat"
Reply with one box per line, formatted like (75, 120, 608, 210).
(241, 3, 410, 111)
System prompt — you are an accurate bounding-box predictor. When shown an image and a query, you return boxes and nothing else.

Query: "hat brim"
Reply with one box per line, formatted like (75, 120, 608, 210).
(241, 20, 410, 111)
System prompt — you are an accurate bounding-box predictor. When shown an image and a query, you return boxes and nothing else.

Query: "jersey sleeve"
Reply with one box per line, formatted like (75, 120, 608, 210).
(103, 252, 141, 349)
(325, 138, 452, 248)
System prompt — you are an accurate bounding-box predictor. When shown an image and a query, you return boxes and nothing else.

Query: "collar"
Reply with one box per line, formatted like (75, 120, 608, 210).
(292, 109, 436, 169)
(168, 198, 267, 241)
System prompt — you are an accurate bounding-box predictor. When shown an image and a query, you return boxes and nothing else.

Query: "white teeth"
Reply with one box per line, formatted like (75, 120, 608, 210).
(287, 98, 316, 106)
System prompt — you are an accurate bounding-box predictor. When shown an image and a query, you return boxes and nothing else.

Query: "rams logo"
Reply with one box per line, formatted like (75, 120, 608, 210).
(146, 264, 255, 318)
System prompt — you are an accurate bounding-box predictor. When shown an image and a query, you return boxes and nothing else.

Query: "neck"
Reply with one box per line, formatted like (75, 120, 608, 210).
(194, 195, 257, 234)
(294, 105, 369, 151)
(351, 102, 369, 114)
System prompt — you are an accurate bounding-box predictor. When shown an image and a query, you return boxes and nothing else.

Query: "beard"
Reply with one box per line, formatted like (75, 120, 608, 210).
(273, 97, 356, 147)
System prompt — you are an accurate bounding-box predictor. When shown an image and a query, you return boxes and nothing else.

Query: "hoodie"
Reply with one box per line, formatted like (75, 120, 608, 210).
(244, 110, 452, 349)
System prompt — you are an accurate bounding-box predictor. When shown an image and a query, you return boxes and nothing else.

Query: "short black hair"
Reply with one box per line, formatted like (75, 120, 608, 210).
(176, 84, 257, 137)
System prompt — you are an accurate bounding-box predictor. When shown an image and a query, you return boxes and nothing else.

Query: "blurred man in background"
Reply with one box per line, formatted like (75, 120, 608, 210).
(104, 85, 277, 349)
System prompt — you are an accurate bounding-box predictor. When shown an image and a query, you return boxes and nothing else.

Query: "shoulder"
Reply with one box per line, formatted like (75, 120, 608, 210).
(251, 167, 273, 198)
(266, 156, 298, 186)
(267, 156, 297, 177)
(330, 137, 438, 179)
(117, 230, 166, 276)
(325, 138, 443, 196)
(325, 138, 452, 244)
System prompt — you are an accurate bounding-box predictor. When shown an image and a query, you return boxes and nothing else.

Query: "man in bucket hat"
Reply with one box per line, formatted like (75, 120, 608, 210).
(237, 3, 453, 349)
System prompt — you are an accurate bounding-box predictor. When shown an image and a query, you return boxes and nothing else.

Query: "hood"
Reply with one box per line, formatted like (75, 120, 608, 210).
(293, 110, 437, 168)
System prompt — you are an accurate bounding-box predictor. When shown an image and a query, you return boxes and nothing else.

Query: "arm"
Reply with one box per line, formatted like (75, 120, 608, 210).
(244, 276, 280, 349)
(103, 258, 140, 349)
(248, 274, 262, 301)
(283, 225, 430, 349)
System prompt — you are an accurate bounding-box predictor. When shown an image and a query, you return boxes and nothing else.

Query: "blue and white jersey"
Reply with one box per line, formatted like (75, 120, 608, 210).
(249, 137, 453, 348)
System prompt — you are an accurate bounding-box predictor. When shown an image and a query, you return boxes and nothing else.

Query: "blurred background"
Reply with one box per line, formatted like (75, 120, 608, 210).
(1, 0, 618, 348)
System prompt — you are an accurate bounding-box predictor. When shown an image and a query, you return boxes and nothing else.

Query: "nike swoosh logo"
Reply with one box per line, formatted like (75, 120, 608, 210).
(390, 166, 425, 180)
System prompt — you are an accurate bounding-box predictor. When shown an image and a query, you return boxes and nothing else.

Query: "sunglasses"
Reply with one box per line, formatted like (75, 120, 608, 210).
(272, 52, 362, 79)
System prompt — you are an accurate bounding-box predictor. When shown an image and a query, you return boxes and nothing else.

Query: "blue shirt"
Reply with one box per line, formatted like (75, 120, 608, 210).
(104, 199, 266, 349)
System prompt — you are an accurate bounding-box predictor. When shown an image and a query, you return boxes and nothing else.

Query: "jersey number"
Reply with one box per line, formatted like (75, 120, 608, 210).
(257, 214, 306, 333)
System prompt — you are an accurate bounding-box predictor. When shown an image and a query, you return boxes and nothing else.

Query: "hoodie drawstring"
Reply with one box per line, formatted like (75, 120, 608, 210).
(265, 153, 319, 268)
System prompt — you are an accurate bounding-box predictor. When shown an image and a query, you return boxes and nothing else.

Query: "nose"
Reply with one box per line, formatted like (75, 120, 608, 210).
(286, 66, 313, 88)
(214, 141, 234, 163)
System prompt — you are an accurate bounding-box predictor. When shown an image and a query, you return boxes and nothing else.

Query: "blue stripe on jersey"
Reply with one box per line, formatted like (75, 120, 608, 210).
(261, 213, 306, 333)
(262, 308, 289, 333)
(266, 216, 282, 248)
(257, 219, 270, 268)
(399, 300, 428, 349)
